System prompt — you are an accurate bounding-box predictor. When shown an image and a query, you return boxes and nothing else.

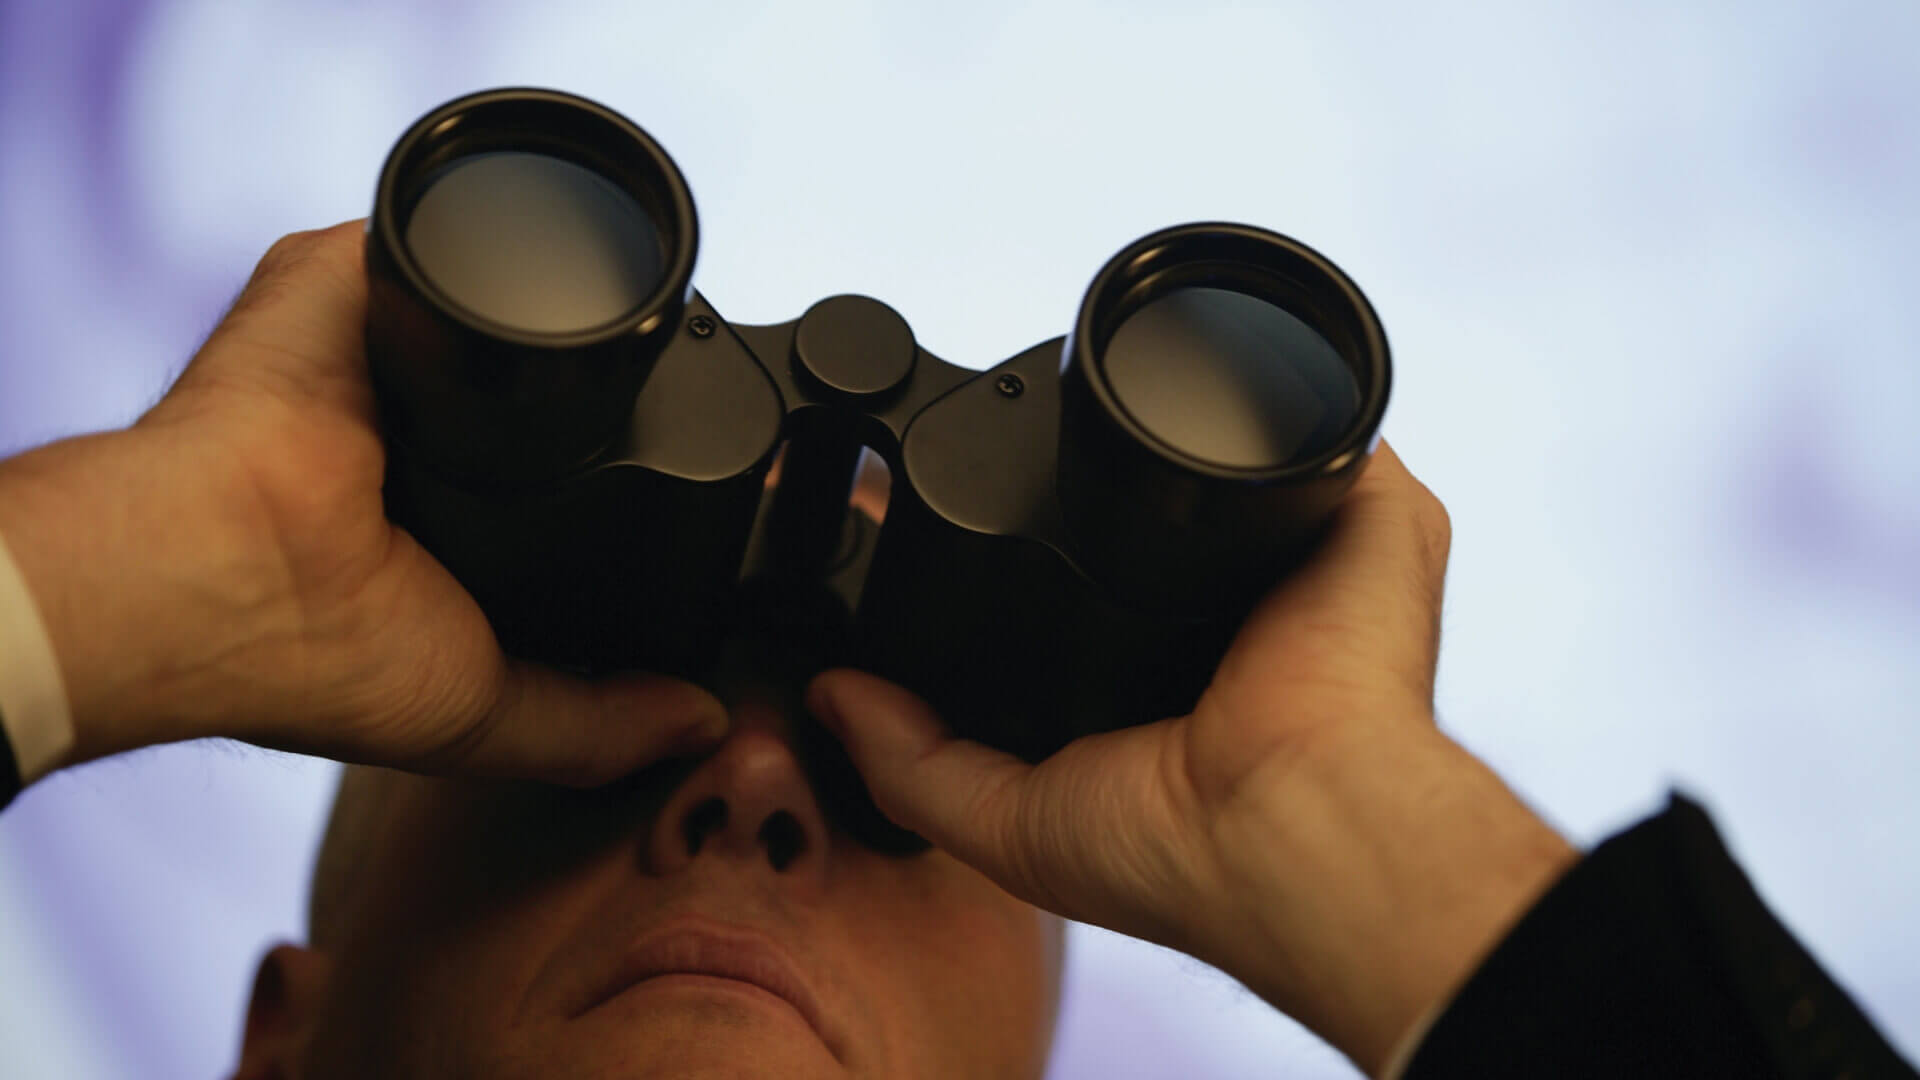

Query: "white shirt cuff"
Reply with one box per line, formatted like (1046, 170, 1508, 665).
(0, 525, 74, 785)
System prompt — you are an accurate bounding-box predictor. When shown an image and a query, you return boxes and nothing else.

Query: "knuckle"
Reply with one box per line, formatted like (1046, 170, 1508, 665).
(243, 227, 353, 301)
(231, 234, 319, 318)
(1409, 482, 1452, 563)
(210, 226, 363, 358)
(254, 230, 324, 279)
(1423, 489, 1453, 550)
(550, 746, 618, 790)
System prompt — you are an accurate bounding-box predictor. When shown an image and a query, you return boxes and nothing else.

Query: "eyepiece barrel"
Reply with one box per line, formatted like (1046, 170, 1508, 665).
(365, 88, 699, 488)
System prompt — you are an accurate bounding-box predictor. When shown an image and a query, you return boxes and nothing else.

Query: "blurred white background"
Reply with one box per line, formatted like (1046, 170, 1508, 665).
(1, 1, 1915, 1076)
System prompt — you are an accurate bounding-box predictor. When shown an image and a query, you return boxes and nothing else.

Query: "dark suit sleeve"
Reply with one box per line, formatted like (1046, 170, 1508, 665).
(1403, 793, 1915, 1079)
(0, 702, 20, 810)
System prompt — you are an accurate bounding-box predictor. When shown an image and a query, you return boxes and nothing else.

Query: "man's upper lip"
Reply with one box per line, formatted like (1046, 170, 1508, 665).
(579, 918, 832, 1048)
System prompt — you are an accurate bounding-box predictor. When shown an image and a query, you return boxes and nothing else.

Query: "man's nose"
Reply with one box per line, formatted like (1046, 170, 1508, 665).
(647, 697, 832, 886)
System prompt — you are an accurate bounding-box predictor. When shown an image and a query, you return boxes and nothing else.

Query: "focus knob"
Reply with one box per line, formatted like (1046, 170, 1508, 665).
(792, 294, 917, 403)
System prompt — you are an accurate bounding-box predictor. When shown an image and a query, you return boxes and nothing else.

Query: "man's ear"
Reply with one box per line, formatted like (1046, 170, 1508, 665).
(231, 942, 332, 1080)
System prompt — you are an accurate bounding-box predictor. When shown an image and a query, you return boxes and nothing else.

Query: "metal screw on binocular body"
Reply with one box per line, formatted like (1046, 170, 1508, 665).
(364, 87, 1390, 853)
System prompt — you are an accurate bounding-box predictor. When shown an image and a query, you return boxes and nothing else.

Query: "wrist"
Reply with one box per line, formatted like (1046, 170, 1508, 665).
(1196, 717, 1578, 1076)
(0, 429, 293, 767)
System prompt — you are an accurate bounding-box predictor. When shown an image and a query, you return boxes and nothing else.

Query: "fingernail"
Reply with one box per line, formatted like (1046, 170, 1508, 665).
(672, 697, 732, 751)
(697, 694, 733, 736)
(807, 680, 846, 738)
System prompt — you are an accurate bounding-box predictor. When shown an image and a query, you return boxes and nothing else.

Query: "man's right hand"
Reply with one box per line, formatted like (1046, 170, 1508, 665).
(810, 442, 1580, 1077)
(0, 221, 728, 787)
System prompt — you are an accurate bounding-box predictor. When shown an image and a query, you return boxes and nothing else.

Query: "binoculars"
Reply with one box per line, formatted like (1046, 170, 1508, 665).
(365, 88, 1390, 849)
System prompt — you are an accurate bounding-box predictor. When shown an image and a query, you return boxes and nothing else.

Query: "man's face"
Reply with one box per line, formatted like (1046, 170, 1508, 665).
(266, 692, 1064, 1078)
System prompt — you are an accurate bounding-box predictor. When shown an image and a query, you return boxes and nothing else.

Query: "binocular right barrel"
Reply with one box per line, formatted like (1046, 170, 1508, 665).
(855, 223, 1389, 761)
(1056, 222, 1390, 616)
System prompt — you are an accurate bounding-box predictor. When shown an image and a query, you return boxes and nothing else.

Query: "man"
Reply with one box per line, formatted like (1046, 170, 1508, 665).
(0, 221, 1911, 1078)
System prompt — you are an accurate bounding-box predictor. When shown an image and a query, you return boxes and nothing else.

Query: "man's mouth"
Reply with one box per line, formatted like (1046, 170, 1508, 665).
(578, 917, 836, 1057)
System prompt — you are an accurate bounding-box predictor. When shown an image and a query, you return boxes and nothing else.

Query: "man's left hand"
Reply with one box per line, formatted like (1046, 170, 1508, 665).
(0, 222, 728, 786)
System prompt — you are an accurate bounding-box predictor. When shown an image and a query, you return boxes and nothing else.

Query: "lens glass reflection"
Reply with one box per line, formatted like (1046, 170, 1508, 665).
(405, 151, 664, 334)
(1103, 285, 1359, 469)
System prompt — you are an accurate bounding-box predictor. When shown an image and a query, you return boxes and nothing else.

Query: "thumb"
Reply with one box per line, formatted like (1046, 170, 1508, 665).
(438, 661, 732, 788)
(806, 669, 1035, 879)
(175, 220, 373, 418)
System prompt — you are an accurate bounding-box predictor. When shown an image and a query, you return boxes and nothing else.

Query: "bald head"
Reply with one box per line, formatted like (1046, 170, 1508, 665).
(308, 764, 400, 950)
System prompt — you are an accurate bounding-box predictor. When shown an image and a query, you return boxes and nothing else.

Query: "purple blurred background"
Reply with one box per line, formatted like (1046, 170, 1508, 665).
(1, 1, 1916, 1076)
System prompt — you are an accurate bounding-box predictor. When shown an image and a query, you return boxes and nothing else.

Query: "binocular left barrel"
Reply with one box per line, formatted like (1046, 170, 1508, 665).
(366, 89, 699, 490)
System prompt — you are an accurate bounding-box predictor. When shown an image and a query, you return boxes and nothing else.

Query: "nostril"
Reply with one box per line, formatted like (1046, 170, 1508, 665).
(760, 811, 807, 872)
(683, 797, 728, 856)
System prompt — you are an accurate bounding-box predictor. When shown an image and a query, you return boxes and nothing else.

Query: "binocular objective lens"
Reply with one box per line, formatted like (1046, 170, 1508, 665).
(1102, 286, 1360, 470)
(404, 151, 666, 335)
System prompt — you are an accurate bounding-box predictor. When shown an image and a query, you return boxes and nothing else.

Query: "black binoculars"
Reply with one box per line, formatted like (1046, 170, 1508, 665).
(365, 88, 1390, 848)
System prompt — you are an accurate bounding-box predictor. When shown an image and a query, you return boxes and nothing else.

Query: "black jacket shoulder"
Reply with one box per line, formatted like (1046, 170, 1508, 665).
(0, 702, 19, 810)
(1405, 793, 1915, 1079)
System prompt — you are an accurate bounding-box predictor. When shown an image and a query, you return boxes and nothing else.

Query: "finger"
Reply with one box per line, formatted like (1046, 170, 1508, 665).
(850, 448, 891, 523)
(1325, 438, 1452, 627)
(450, 663, 732, 788)
(807, 669, 1036, 877)
(1214, 437, 1452, 706)
(183, 220, 373, 415)
(1336, 439, 1451, 578)
(1265, 437, 1450, 601)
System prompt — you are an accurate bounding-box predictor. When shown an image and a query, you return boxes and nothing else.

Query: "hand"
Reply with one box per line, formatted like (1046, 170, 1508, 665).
(808, 442, 1578, 1075)
(0, 221, 728, 785)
